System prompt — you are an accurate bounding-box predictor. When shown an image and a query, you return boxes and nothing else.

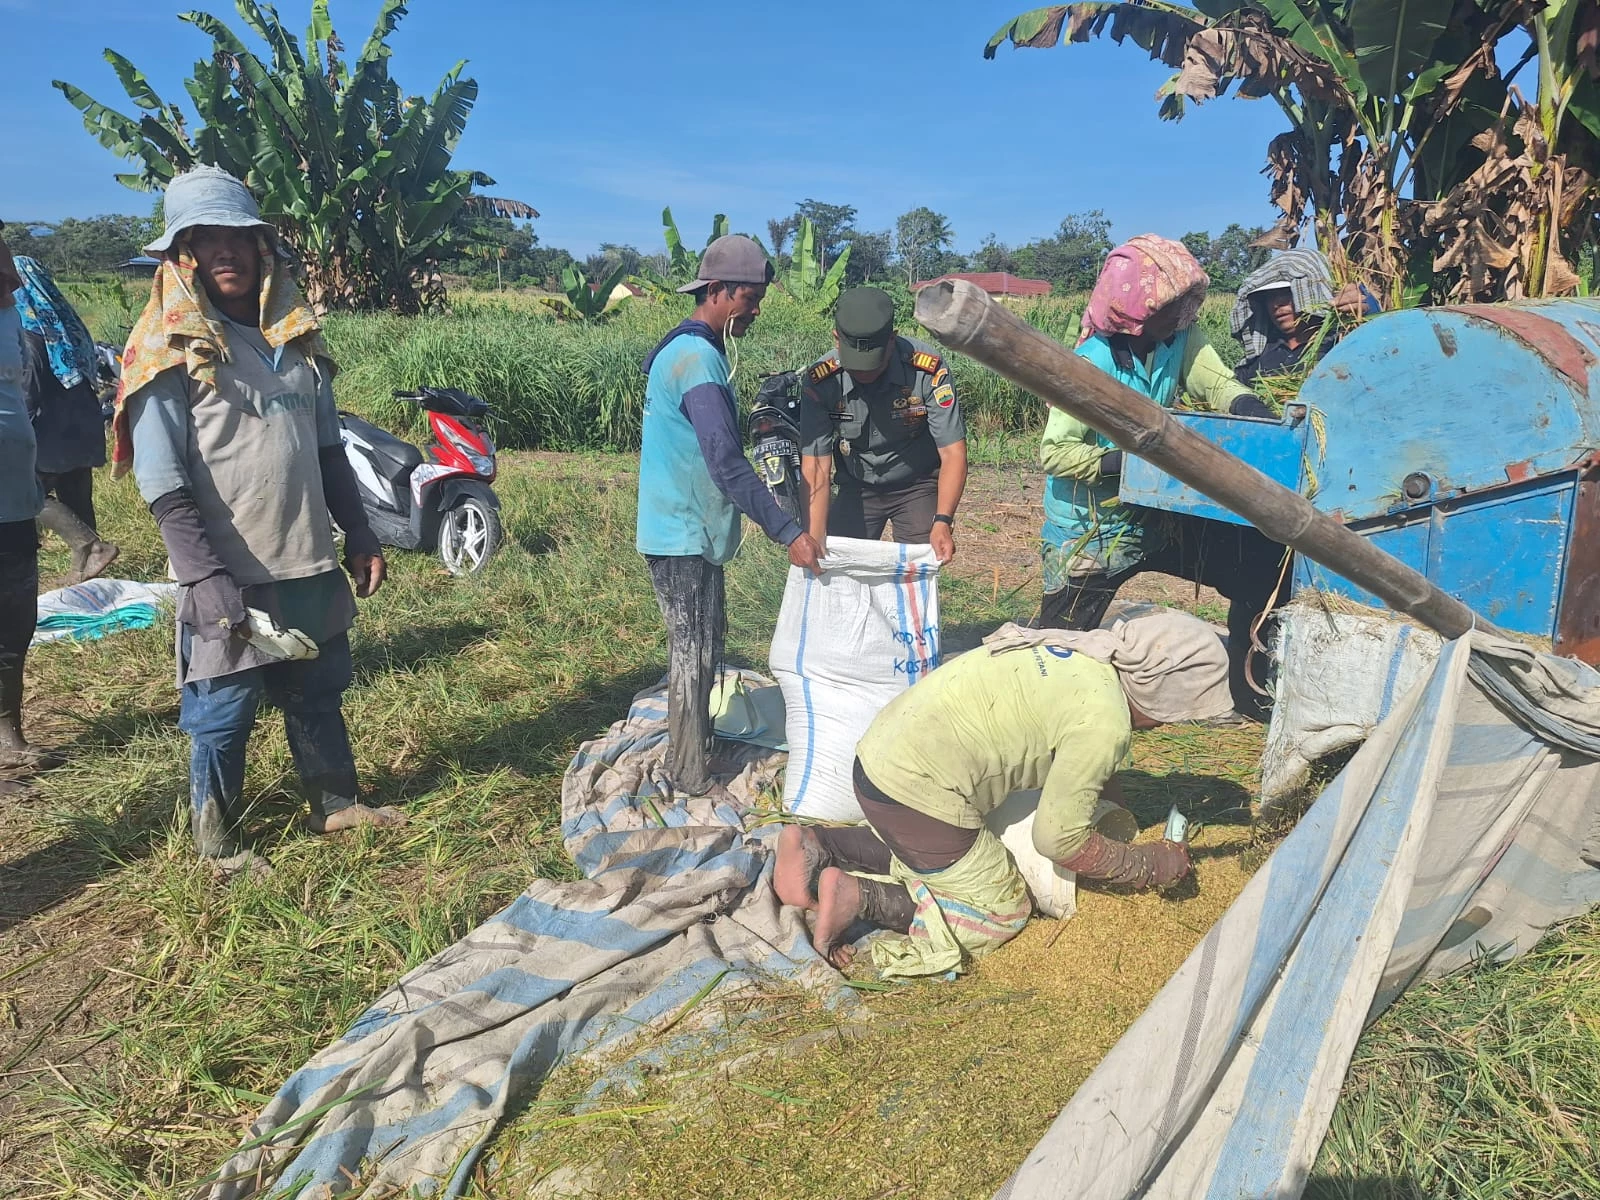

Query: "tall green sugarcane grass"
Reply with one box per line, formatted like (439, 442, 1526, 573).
(59, 277, 1241, 456)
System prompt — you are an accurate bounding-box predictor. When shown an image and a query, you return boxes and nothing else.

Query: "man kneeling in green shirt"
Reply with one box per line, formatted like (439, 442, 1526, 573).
(775, 610, 1232, 977)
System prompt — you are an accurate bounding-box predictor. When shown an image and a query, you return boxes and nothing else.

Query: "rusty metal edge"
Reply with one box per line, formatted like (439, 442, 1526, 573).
(1556, 461, 1600, 664)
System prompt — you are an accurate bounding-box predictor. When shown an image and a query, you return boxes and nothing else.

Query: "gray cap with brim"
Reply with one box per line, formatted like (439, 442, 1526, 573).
(145, 165, 274, 254)
(678, 234, 773, 293)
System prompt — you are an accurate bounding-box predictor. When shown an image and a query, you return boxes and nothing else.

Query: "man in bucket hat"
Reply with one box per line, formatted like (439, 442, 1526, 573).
(799, 286, 968, 563)
(637, 234, 824, 795)
(117, 166, 400, 878)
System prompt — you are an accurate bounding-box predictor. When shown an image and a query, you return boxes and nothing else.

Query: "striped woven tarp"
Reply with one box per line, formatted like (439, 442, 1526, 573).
(204, 671, 852, 1200)
(995, 633, 1600, 1200)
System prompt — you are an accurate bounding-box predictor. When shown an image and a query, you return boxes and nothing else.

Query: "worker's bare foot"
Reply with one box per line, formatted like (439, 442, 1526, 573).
(207, 850, 273, 882)
(69, 540, 120, 584)
(812, 866, 862, 969)
(775, 824, 824, 909)
(309, 803, 408, 834)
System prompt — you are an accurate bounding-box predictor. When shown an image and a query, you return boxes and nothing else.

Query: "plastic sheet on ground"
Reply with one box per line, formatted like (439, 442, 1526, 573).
(201, 671, 854, 1200)
(32, 578, 177, 646)
(994, 633, 1600, 1200)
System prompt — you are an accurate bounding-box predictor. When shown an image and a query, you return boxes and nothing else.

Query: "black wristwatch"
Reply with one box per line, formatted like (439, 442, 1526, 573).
(933, 513, 955, 528)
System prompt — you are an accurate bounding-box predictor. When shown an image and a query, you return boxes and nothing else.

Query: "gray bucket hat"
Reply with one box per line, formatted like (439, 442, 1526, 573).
(678, 234, 773, 293)
(145, 165, 274, 254)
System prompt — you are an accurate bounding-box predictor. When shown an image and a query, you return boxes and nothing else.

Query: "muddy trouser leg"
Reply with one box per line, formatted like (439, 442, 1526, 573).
(810, 757, 984, 934)
(50, 468, 98, 532)
(1037, 561, 1137, 631)
(880, 475, 939, 544)
(1161, 515, 1287, 719)
(645, 554, 724, 796)
(178, 639, 264, 858)
(828, 477, 889, 541)
(263, 632, 360, 823)
(0, 524, 39, 755)
(36, 494, 98, 555)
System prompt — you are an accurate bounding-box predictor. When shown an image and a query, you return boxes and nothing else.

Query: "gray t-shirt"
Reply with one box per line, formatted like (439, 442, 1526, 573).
(128, 321, 354, 683)
(128, 320, 341, 584)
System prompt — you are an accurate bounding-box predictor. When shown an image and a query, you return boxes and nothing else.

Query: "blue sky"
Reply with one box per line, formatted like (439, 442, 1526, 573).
(1, 0, 1292, 256)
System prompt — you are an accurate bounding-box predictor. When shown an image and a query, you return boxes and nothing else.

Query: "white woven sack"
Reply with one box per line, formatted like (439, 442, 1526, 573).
(987, 792, 1142, 920)
(770, 537, 941, 821)
(1261, 604, 1442, 807)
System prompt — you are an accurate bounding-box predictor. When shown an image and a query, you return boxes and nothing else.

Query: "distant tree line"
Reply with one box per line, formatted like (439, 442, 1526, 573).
(12, 205, 1271, 297)
(3, 214, 160, 275)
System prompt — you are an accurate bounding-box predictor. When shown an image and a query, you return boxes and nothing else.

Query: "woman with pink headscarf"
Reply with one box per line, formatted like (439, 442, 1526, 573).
(1038, 235, 1281, 720)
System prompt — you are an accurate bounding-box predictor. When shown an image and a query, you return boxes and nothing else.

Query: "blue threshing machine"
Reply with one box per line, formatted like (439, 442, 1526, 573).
(1119, 300, 1600, 663)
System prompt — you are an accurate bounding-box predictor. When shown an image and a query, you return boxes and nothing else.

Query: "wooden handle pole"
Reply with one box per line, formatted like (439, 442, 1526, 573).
(915, 279, 1495, 641)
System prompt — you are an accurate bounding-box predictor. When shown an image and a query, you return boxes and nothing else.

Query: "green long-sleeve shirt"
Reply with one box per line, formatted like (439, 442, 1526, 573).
(855, 646, 1131, 861)
(1039, 329, 1245, 574)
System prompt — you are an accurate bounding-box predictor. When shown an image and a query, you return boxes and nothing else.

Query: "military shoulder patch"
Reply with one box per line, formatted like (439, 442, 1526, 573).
(808, 359, 842, 384)
(933, 382, 956, 408)
(909, 349, 942, 375)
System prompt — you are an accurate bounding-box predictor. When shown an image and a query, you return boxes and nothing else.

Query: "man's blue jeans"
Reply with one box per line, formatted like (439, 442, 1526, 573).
(178, 632, 359, 857)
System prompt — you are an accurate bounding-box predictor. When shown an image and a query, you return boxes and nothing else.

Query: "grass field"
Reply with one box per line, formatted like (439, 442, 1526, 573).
(59, 278, 1242, 461)
(0, 447, 1595, 1199)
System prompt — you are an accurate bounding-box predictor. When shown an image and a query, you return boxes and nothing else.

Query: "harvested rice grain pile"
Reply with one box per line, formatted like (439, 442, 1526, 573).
(486, 723, 1271, 1200)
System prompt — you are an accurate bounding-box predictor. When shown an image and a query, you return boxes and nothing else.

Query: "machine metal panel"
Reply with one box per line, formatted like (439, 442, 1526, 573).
(1299, 302, 1600, 523)
(1294, 474, 1576, 637)
(1119, 411, 1309, 526)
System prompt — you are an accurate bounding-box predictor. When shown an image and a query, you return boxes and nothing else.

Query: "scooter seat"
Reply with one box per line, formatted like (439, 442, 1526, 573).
(342, 414, 424, 482)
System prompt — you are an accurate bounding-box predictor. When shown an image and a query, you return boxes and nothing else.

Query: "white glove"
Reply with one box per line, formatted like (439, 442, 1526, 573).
(242, 608, 320, 661)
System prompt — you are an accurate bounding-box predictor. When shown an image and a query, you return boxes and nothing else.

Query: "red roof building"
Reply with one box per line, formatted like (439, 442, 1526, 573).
(913, 271, 1053, 298)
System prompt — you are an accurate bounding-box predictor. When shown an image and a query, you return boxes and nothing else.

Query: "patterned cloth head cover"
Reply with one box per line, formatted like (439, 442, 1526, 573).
(11, 255, 99, 391)
(983, 608, 1233, 724)
(111, 173, 331, 479)
(1230, 248, 1337, 360)
(1078, 234, 1210, 345)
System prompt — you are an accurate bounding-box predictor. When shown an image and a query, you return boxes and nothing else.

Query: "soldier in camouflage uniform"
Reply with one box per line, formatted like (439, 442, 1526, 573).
(799, 287, 967, 563)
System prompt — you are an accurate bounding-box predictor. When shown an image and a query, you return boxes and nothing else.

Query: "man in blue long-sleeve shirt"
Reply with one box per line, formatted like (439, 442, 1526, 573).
(637, 234, 823, 794)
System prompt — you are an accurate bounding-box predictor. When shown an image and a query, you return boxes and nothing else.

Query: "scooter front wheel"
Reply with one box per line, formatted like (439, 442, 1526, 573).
(437, 494, 503, 575)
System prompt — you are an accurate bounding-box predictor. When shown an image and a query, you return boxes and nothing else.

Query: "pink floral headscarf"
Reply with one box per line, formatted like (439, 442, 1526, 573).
(1078, 234, 1210, 344)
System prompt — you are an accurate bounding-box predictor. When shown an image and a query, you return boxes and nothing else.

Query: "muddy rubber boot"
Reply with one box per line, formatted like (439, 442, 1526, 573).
(0, 662, 65, 773)
(39, 497, 119, 584)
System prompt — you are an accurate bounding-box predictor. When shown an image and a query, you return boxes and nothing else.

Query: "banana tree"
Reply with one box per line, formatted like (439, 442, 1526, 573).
(631, 207, 730, 295)
(55, 0, 535, 313)
(986, 1, 1599, 303)
(778, 217, 851, 312)
(540, 262, 632, 321)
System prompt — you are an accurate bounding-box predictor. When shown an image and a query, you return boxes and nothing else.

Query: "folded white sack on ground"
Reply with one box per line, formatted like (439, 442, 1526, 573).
(1262, 602, 1442, 807)
(770, 538, 941, 822)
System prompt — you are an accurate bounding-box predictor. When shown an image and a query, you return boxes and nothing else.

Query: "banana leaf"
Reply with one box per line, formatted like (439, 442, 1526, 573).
(1346, 0, 1455, 105)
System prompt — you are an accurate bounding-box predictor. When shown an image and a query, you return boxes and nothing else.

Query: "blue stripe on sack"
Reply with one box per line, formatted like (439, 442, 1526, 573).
(894, 544, 918, 683)
(788, 571, 819, 811)
(1206, 642, 1460, 1199)
(1376, 625, 1410, 721)
(921, 564, 941, 668)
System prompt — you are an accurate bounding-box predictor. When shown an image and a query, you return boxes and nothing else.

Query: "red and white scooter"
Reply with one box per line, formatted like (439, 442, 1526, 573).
(338, 387, 503, 574)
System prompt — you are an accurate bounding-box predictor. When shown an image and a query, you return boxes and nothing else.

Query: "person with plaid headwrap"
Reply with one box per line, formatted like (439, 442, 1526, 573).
(1231, 249, 1377, 386)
